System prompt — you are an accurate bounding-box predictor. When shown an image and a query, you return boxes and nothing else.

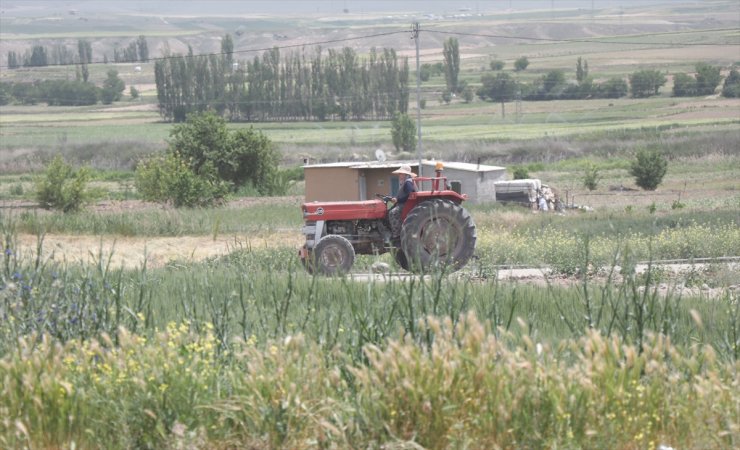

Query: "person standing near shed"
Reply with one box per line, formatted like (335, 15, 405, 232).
(389, 164, 417, 237)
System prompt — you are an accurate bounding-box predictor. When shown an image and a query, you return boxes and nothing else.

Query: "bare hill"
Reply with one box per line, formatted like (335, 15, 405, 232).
(1, 1, 737, 64)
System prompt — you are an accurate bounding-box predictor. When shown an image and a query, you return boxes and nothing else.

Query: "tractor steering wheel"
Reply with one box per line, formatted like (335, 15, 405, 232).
(375, 193, 393, 204)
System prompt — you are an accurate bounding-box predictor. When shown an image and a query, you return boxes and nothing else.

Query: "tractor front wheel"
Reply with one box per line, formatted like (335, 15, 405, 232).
(310, 235, 355, 275)
(401, 199, 476, 272)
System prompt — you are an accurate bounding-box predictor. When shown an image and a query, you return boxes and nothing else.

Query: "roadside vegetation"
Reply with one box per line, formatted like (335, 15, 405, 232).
(0, 1, 738, 447)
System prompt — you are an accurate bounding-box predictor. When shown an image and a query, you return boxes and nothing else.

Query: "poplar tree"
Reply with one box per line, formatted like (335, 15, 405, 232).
(443, 37, 460, 93)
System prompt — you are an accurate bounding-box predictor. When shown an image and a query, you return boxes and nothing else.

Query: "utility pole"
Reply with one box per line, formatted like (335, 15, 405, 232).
(515, 89, 522, 123)
(592, 0, 596, 23)
(411, 22, 423, 179)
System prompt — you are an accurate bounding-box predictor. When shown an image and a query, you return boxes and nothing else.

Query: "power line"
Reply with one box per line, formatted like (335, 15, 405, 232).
(2, 26, 738, 71)
(426, 28, 740, 47)
(9, 92, 413, 106)
(0, 30, 410, 70)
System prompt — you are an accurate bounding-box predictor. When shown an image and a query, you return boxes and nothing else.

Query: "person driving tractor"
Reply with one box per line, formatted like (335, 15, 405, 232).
(389, 164, 417, 237)
(299, 161, 476, 275)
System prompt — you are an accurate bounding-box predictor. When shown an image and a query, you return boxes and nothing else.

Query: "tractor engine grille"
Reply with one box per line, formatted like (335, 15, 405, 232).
(327, 220, 353, 235)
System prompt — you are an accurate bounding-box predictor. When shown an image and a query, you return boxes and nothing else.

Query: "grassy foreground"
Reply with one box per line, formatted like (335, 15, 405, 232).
(1, 314, 737, 449)
(1, 217, 739, 448)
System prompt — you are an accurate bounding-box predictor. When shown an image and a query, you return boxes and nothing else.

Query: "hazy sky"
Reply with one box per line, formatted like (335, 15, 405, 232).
(2, 1, 696, 16)
(133, 1, 691, 14)
(249, 1, 687, 13)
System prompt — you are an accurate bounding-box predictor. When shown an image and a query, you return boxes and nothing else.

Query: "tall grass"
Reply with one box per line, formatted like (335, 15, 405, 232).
(2, 218, 737, 361)
(1, 312, 737, 449)
(1, 212, 738, 447)
(474, 215, 739, 275)
(11, 200, 302, 236)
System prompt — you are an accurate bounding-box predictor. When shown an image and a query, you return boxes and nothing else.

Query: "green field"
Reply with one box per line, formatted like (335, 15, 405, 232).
(1, 1, 739, 448)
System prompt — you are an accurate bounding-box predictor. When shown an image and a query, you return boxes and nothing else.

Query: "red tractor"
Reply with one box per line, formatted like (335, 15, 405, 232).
(299, 168, 476, 275)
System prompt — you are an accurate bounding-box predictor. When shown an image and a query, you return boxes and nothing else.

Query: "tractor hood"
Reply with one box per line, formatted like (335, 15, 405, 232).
(302, 199, 387, 221)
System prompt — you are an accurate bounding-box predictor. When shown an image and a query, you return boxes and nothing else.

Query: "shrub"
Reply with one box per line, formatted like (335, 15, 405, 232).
(694, 62, 721, 95)
(9, 183, 24, 196)
(563, 78, 594, 99)
(227, 128, 280, 195)
(512, 166, 529, 180)
(630, 148, 668, 191)
(35, 155, 93, 212)
(672, 73, 697, 97)
(629, 69, 666, 98)
(462, 86, 475, 103)
(597, 77, 628, 98)
(100, 70, 125, 105)
(490, 60, 505, 71)
(0, 83, 10, 105)
(525, 162, 545, 172)
(514, 56, 529, 71)
(168, 112, 281, 195)
(129, 86, 139, 99)
(390, 112, 417, 152)
(582, 163, 601, 191)
(10, 82, 40, 105)
(721, 68, 740, 98)
(39, 80, 98, 106)
(134, 152, 229, 207)
(278, 165, 305, 183)
(478, 72, 518, 104)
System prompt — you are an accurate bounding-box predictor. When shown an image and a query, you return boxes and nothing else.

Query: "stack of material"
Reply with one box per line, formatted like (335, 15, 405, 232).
(540, 184, 558, 211)
(494, 179, 560, 211)
(494, 179, 541, 204)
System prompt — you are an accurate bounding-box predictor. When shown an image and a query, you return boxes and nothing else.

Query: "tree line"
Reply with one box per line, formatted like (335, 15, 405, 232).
(6, 36, 149, 69)
(476, 56, 739, 115)
(672, 63, 736, 97)
(6, 32, 739, 114)
(154, 37, 410, 122)
(0, 70, 125, 106)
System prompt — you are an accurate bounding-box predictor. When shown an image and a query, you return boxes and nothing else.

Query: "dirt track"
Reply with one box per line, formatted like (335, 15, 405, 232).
(13, 232, 739, 297)
(16, 232, 303, 269)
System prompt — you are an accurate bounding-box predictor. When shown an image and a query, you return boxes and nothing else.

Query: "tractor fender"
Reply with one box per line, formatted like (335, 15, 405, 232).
(401, 191, 464, 220)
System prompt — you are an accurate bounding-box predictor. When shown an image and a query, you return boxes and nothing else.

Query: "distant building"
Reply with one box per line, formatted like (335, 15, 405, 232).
(303, 160, 506, 204)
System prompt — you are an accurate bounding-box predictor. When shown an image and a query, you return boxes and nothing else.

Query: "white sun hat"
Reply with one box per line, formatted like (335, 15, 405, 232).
(392, 164, 417, 177)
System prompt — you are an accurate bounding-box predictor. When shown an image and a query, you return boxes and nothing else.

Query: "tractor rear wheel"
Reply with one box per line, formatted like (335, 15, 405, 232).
(311, 235, 355, 275)
(401, 199, 476, 272)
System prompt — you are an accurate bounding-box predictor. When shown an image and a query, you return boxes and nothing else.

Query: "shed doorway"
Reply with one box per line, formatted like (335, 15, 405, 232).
(390, 177, 399, 196)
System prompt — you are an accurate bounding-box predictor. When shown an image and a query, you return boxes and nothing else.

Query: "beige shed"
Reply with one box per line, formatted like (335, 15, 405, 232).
(303, 160, 506, 204)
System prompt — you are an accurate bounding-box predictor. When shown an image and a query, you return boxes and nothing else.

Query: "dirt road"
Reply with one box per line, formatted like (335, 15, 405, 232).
(13, 233, 739, 298)
(16, 232, 303, 269)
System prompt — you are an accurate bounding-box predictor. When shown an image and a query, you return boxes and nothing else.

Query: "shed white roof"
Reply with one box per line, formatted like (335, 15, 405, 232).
(439, 161, 505, 172)
(304, 160, 505, 172)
